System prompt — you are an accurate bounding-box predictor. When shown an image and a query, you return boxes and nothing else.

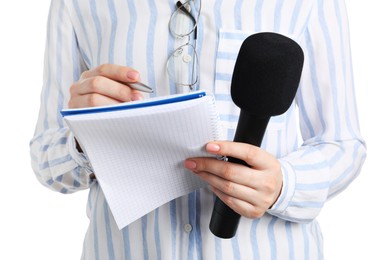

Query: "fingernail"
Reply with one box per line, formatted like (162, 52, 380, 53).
(184, 160, 197, 169)
(127, 71, 139, 81)
(131, 93, 144, 101)
(206, 143, 220, 152)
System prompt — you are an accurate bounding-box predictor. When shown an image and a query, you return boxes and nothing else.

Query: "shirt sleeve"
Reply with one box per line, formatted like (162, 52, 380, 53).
(29, 0, 93, 194)
(267, 0, 367, 222)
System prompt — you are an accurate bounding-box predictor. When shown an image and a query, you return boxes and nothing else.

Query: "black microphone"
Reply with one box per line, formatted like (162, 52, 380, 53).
(209, 32, 304, 239)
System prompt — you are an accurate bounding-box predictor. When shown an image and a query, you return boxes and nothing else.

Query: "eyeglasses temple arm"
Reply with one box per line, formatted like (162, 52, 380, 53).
(176, 1, 198, 40)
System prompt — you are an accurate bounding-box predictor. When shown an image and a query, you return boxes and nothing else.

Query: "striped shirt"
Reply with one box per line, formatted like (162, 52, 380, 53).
(30, 0, 366, 259)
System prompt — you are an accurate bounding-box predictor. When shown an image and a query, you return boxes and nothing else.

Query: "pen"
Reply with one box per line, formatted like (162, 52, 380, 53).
(123, 81, 154, 93)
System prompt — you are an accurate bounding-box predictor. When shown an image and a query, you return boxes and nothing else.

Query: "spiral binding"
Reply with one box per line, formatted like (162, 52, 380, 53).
(206, 93, 223, 143)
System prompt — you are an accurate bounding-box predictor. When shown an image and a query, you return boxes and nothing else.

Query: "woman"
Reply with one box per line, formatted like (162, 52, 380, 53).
(30, 0, 366, 259)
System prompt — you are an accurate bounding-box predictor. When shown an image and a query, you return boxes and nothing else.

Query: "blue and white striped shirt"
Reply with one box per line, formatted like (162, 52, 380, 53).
(30, 0, 366, 259)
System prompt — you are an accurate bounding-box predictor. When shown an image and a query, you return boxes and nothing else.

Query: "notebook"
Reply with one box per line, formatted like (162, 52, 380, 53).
(61, 90, 222, 229)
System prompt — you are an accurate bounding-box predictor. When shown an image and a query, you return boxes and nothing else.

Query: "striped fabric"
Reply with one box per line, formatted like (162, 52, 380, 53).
(30, 0, 366, 259)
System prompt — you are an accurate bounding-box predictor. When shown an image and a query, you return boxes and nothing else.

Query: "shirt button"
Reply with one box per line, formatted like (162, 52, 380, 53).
(183, 54, 192, 63)
(184, 224, 193, 233)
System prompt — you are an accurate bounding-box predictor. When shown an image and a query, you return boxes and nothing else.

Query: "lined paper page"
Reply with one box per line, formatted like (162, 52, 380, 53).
(64, 94, 221, 229)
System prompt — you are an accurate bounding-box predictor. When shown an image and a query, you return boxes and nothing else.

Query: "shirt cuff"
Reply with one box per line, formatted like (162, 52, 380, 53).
(267, 159, 296, 216)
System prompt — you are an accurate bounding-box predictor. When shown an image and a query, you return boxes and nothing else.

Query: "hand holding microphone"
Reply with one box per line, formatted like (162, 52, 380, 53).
(185, 140, 284, 216)
(208, 32, 304, 238)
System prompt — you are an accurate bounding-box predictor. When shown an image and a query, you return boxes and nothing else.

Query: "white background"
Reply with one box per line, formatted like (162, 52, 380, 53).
(0, 1, 388, 259)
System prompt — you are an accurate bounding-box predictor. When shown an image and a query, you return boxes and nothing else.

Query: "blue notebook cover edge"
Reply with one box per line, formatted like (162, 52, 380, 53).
(61, 91, 207, 117)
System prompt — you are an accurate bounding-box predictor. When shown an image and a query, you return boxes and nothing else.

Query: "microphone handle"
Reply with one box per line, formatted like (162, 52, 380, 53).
(209, 111, 270, 238)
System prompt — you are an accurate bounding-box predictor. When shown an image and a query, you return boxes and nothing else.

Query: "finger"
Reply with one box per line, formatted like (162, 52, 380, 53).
(68, 93, 123, 108)
(212, 187, 267, 219)
(194, 165, 262, 206)
(205, 141, 278, 170)
(185, 157, 281, 207)
(185, 158, 256, 188)
(81, 63, 140, 83)
(72, 76, 143, 103)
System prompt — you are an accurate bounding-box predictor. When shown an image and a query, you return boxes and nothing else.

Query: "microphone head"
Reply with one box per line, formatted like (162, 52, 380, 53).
(231, 32, 304, 117)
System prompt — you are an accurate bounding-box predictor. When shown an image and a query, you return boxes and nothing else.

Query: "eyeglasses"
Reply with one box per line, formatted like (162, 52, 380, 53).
(167, 0, 201, 92)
